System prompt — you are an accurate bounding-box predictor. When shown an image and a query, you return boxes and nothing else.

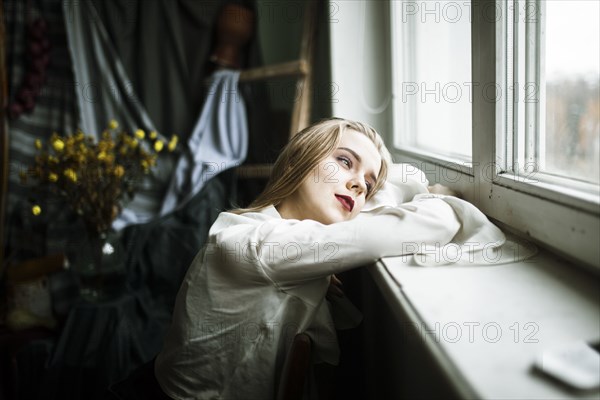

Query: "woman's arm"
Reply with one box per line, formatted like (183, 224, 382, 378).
(215, 196, 460, 286)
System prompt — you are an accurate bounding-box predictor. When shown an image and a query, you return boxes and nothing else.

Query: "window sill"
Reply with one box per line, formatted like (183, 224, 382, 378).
(390, 150, 600, 272)
(368, 249, 600, 399)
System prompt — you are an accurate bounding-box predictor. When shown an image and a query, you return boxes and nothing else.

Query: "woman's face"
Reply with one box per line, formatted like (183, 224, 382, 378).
(277, 129, 382, 224)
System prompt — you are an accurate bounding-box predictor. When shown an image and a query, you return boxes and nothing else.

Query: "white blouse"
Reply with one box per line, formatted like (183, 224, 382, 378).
(154, 178, 463, 399)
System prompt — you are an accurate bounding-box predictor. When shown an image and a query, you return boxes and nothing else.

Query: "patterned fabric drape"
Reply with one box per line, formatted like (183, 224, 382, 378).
(4, 0, 80, 260)
(4, 0, 250, 261)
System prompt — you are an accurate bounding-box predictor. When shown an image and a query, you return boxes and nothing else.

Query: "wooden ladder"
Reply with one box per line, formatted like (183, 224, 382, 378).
(236, 0, 319, 180)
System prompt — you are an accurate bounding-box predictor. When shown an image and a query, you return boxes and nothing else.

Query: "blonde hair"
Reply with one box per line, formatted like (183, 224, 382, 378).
(230, 118, 391, 214)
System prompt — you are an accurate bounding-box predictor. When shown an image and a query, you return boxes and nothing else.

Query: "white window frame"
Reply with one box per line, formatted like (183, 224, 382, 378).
(389, 0, 600, 271)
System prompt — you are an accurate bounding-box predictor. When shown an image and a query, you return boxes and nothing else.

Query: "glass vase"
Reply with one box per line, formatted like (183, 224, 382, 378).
(70, 230, 127, 302)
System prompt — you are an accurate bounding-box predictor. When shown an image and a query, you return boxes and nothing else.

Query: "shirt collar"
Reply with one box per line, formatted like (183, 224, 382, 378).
(260, 205, 282, 219)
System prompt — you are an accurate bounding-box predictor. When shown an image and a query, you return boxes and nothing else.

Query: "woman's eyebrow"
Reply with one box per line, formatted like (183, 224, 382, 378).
(338, 147, 378, 184)
(339, 147, 362, 163)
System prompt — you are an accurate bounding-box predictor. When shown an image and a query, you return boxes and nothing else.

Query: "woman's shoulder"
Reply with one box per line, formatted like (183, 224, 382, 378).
(209, 205, 281, 235)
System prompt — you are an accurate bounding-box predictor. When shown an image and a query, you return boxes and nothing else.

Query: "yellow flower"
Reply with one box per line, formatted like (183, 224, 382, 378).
(168, 135, 178, 152)
(64, 169, 77, 182)
(98, 140, 109, 152)
(52, 139, 65, 152)
(32, 205, 42, 216)
(114, 165, 125, 177)
(25, 126, 172, 236)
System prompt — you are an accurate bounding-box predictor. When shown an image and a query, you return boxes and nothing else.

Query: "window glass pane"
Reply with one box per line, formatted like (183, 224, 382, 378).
(544, 1, 600, 184)
(394, 0, 472, 160)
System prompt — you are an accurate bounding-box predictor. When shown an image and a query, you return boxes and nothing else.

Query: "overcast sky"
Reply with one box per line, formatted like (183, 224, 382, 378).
(545, 0, 600, 82)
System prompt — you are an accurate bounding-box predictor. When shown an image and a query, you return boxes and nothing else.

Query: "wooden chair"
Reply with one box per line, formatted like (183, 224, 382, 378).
(0, 325, 56, 400)
(277, 333, 313, 400)
(104, 358, 170, 400)
(0, 254, 66, 400)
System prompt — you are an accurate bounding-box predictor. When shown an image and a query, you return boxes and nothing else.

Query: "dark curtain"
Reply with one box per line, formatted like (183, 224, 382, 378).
(92, 0, 225, 138)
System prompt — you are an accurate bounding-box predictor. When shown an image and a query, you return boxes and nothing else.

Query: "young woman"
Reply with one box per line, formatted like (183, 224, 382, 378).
(154, 118, 460, 399)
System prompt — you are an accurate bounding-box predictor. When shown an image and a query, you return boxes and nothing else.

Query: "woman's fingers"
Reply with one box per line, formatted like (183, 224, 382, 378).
(331, 274, 343, 287)
(327, 275, 344, 298)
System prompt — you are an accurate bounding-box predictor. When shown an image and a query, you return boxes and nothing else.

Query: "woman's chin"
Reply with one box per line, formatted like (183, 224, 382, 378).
(323, 212, 354, 225)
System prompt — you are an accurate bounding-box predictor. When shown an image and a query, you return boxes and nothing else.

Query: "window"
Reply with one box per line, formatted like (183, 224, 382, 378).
(389, 0, 600, 269)
(541, 1, 599, 186)
(498, 0, 600, 199)
(391, 0, 472, 162)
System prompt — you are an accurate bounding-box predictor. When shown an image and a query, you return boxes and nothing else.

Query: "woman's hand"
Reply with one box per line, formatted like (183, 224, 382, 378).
(326, 274, 344, 300)
(428, 183, 462, 198)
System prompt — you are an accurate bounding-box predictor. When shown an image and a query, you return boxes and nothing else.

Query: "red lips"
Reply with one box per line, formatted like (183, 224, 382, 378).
(335, 194, 354, 212)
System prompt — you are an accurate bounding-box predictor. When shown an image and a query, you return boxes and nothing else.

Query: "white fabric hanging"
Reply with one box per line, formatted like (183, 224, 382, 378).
(158, 70, 248, 216)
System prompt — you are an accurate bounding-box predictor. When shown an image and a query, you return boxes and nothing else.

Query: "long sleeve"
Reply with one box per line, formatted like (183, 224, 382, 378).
(211, 196, 460, 287)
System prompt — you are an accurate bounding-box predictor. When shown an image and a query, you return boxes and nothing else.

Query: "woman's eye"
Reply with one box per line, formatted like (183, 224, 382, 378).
(338, 156, 351, 168)
(366, 182, 373, 193)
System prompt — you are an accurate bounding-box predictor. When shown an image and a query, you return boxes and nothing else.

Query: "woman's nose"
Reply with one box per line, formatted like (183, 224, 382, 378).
(346, 177, 366, 194)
